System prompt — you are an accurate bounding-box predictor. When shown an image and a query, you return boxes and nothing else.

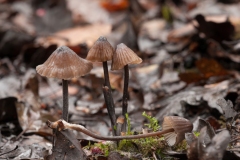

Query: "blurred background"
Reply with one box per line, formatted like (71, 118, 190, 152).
(1, 0, 240, 159)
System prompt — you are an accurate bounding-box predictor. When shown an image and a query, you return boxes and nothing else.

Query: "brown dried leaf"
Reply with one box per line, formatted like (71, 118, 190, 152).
(37, 24, 112, 47)
(179, 58, 228, 83)
(101, 0, 129, 12)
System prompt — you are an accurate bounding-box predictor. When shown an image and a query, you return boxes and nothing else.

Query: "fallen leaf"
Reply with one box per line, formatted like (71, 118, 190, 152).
(37, 24, 112, 47)
(101, 0, 129, 12)
(216, 98, 237, 119)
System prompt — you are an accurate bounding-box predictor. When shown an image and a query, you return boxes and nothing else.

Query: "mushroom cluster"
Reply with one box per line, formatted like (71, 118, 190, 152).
(36, 38, 193, 159)
(87, 37, 142, 134)
(36, 37, 142, 135)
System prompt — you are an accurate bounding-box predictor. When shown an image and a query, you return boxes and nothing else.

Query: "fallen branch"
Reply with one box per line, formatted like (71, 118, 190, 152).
(46, 119, 174, 141)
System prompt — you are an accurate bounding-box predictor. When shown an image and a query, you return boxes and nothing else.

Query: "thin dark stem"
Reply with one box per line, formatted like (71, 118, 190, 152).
(122, 65, 129, 131)
(103, 61, 110, 87)
(62, 79, 69, 122)
(103, 86, 116, 136)
(102, 61, 116, 135)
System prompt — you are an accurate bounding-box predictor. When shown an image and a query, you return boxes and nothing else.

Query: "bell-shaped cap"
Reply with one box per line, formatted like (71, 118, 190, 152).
(86, 36, 114, 62)
(36, 46, 93, 80)
(111, 43, 142, 70)
(162, 116, 193, 146)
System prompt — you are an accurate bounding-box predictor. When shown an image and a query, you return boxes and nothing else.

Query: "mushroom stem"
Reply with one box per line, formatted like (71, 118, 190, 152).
(102, 61, 117, 134)
(102, 61, 111, 88)
(47, 120, 174, 141)
(122, 65, 129, 131)
(103, 86, 117, 136)
(62, 79, 69, 121)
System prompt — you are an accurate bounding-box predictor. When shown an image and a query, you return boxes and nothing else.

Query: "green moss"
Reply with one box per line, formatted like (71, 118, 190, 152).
(125, 113, 133, 135)
(84, 141, 116, 157)
(173, 140, 188, 152)
(134, 137, 166, 156)
(113, 125, 117, 131)
(193, 131, 200, 137)
(117, 112, 168, 158)
(85, 112, 190, 159)
(117, 136, 167, 158)
(142, 111, 160, 132)
(161, 4, 173, 23)
(118, 139, 139, 153)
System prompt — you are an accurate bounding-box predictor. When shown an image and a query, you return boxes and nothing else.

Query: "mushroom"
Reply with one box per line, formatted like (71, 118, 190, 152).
(162, 116, 193, 146)
(86, 36, 117, 134)
(111, 43, 142, 131)
(36, 46, 93, 121)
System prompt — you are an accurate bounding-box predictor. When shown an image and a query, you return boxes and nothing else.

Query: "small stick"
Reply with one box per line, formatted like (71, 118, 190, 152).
(0, 145, 18, 156)
(14, 120, 33, 141)
(47, 120, 174, 141)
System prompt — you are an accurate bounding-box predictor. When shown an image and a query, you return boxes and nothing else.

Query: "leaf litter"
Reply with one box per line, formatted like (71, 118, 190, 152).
(1, 0, 240, 159)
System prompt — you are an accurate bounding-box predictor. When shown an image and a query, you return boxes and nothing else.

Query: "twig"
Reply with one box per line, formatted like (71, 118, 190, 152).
(0, 145, 18, 156)
(153, 152, 158, 160)
(47, 120, 174, 141)
(230, 136, 240, 143)
(14, 120, 33, 141)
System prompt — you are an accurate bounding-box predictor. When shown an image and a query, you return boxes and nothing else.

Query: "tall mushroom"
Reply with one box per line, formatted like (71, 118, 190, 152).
(111, 43, 142, 131)
(36, 46, 93, 122)
(86, 36, 117, 134)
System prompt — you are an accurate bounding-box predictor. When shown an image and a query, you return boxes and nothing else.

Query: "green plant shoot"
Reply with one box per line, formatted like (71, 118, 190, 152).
(142, 111, 160, 132)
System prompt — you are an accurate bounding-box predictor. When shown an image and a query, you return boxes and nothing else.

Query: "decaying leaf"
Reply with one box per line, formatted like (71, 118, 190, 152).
(101, 0, 129, 12)
(216, 98, 237, 119)
(194, 14, 234, 43)
(179, 58, 228, 83)
(37, 24, 112, 47)
(46, 130, 87, 160)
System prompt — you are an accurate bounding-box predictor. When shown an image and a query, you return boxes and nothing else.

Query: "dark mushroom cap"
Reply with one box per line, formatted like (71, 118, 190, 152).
(36, 46, 93, 80)
(162, 116, 193, 146)
(111, 43, 142, 70)
(86, 36, 114, 62)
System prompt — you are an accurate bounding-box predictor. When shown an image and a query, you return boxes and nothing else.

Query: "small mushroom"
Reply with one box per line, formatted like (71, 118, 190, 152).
(36, 46, 93, 121)
(86, 36, 113, 64)
(111, 43, 142, 131)
(86, 36, 117, 135)
(162, 116, 193, 146)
